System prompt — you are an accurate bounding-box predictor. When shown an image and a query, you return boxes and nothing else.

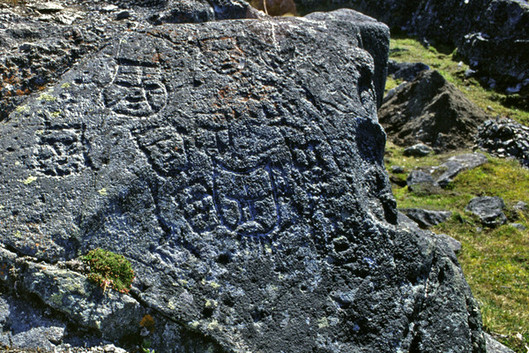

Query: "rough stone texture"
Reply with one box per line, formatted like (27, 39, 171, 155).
(400, 208, 452, 229)
(388, 59, 430, 82)
(0, 7, 486, 353)
(305, 10, 389, 108)
(0, 0, 260, 122)
(477, 118, 529, 168)
(434, 233, 462, 255)
(466, 196, 508, 227)
(434, 153, 488, 187)
(379, 70, 490, 152)
(485, 333, 516, 353)
(403, 143, 433, 157)
(294, 0, 529, 93)
(406, 169, 440, 194)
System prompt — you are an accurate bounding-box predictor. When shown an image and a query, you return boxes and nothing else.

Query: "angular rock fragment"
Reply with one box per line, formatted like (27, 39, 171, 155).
(466, 196, 507, 227)
(403, 143, 433, 157)
(435, 153, 488, 187)
(401, 208, 452, 229)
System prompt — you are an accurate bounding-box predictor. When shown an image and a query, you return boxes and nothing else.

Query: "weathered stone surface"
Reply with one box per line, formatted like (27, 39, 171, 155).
(0, 0, 259, 121)
(485, 333, 516, 353)
(435, 153, 488, 187)
(435, 233, 462, 255)
(477, 118, 529, 168)
(406, 169, 440, 194)
(0, 9, 485, 353)
(305, 9, 390, 107)
(403, 143, 433, 157)
(466, 196, 507, 227)
(388, 59, 430, 82)
(379, 70, 490, 152)
(295, 0, 529, 93)
(400, 208, 452, 229)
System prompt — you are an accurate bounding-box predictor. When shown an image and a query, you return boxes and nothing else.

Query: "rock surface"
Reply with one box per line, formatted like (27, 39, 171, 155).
(485, 333, 516, 353)
(466, 196, 508, 227)
(387, 59, 430, 82)
(0, 5, 485, 353)
(379, 70, 490, 152)
(477, 118, 529, 168)
(435, 153, 488, 187)
(400, 208, 452, 229)
(295, 0, 529, 93)
(403, 143, 433, 157)
(0, 0, 260, 121)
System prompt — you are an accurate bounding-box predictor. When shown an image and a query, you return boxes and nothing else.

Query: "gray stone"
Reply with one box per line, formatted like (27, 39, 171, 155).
(406, 169, 440, 193)
(434, 233, 462, 255)
(391, 165, 404, 173)
(485, 333, 516, 353)
(513, 201, 528, 211)
(400, 208, 452, 229)
(477, 118, 529, 168)
(466, 196, 507, 227)
(379, 70, 490, 152)
(387, 59, 430, 82)
(436, 153, 488, 187)
(0, 8, 485, 353)
(403, 143, 433, 157)
(509, 223, 527, 231)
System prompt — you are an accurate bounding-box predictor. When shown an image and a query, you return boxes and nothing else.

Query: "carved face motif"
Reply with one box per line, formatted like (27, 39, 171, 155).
(103, 65, 167, 117)
(214, 165, 278, 237)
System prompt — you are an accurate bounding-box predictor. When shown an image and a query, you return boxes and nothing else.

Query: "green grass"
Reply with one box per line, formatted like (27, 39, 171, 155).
(389, 36, 529, 125)
(385, 36, 529, 351)
(385, 142, 529, 352)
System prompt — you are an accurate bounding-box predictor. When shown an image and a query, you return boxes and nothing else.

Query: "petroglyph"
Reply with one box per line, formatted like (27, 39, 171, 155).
(213, 163, 279, 238)
(103, 63, 167, 117)
(32, 124, 85, 177)
(134, 126, 188, 176)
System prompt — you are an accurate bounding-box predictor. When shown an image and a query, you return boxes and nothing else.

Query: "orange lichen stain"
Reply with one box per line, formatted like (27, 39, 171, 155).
(140, 314, 155, 332)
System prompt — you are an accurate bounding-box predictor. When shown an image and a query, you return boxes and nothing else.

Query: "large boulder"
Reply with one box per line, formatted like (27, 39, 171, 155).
(294, 0, 529, 92)
(0, 8, 485, 353)
(379, 70, 489, 151)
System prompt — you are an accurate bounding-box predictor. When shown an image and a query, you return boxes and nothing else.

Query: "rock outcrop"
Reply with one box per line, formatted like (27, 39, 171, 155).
(379, 70, 489, 152)
(294, 0, 529, 93)
(477, 118, 529, 168)
(0, 4, 485, 353)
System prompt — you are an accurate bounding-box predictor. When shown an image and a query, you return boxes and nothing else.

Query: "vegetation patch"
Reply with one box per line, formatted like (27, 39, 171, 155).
(385, 142, 529, 352)
(81, 248, 134, 294)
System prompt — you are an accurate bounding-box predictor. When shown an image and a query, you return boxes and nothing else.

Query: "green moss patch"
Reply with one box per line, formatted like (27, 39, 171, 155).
(81, 248, 135, 294)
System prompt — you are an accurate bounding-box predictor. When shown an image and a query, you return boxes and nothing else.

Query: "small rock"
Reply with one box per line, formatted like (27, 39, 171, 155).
(387, 60, 430, 82)
(116, 11, 131, 20)
(436, 153, 488, 187)
(403, 143, 433, 157)
(32, 2, 64, 13)
(391, 165, 405, 173)
(509, 223, 526, 231)
(465, 196, 507, 227)
(513, 201, 528, 212)
(401, 208, 452, 229)
(464, 69, 476, 78)
(485, 333, 515, 353)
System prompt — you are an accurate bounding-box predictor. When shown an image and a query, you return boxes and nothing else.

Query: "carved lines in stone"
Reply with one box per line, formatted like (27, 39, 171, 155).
(103, 62, 167, 117)
(213, 162, 280, 238)
(32, 122, 85, 177)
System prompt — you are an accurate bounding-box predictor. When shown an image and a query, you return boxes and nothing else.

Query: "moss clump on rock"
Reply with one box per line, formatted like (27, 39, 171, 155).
(81, 248, 134, 293)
